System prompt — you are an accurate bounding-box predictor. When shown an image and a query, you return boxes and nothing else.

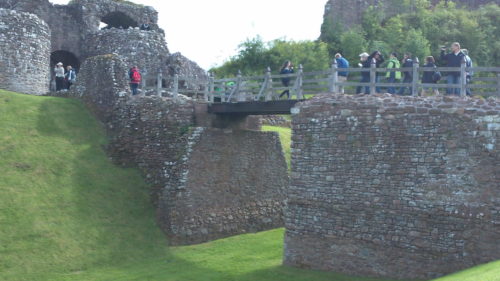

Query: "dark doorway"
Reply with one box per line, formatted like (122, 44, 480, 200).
(100, 11, 138, 29)
(50, 50, 80, 91)
(50, 50, 80, 71)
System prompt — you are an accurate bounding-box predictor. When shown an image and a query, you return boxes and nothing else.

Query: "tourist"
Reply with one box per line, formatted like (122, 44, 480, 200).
(440, 42, 466, 95)
(279, 61, 294, 99)
(385, 52, 401, 94)
(356, 52, 370, 94)
(462, 49, 473, 96)
(421, 56, 440, 96)
(334, 53, 349, 94)
(129, 66, 141, 96)
(65, 65, 76, 90)
(54, 62, 65, 92)
(368, 51, 384, 93)
(140, 20, 151, 31)
(397, 53, 413, 96)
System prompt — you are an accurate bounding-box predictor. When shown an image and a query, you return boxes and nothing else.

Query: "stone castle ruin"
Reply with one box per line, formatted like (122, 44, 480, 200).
(1, 1, 499, 280)
(0, 0, 206, 95)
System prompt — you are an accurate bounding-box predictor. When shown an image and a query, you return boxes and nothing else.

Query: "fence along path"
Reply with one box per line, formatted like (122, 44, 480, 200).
(142, 59, 500, 102)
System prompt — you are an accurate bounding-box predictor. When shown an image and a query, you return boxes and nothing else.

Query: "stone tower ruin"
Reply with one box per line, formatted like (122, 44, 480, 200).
(0, 0, 206, 95)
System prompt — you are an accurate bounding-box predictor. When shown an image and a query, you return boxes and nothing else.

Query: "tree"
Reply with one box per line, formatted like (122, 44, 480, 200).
(339, 29, 368, 64)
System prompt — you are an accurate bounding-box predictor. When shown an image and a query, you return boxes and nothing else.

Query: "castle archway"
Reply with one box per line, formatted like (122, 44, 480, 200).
(100, 11, 138, 29)
(50, 50, 80, 71)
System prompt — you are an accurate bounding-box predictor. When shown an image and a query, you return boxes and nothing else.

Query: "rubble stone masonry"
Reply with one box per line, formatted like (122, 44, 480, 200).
(284, 93, 500, 280)
(0, 9, 50, 95)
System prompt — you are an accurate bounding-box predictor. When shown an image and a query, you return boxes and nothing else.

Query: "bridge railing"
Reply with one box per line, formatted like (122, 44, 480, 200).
(140, 61, 500, 101)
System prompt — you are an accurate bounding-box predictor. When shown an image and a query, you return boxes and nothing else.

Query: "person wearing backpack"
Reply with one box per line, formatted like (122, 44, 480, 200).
(385, 52, 401, 94)
(421, 56, 440, 96)
(129, 66, 141, 96)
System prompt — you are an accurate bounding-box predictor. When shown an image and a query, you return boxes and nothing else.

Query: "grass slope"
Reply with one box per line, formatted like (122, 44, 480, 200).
(0, 90, 498, 281)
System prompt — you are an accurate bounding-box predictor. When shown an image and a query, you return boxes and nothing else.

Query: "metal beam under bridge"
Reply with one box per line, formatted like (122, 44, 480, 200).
(208, 100, 302, 115)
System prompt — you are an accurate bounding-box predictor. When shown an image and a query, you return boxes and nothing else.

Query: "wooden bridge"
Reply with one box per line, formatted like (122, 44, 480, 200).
(141, 60, 500, 115)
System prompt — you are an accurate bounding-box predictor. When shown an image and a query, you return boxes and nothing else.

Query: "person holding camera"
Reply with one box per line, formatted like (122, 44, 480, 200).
(279, 60, 294, 99)
(440, 42, 466, 95)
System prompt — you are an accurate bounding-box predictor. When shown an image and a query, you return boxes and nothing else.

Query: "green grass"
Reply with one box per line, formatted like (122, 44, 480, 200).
(262, 125, 292, 168)
(1, 90, 499, 281)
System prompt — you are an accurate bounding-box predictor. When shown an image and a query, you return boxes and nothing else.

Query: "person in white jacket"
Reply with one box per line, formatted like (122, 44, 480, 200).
(54, 62, 65, 91)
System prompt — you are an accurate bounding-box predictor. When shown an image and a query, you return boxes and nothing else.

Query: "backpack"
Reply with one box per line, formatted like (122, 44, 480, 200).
(131, 70, 141, 83)
(432, 71, 442, 82)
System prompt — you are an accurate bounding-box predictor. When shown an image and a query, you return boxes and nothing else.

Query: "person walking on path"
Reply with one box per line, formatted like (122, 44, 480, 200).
(385, 52, 401, 94)
(279, 61, 294, 99)
(129, 66, 142, 96)
(335, 53, 349, 94)
(65, 65, 76, 90)
(54, 62, 65, 92)
(356, 52, 370, 94)
(421, 56, 440, 96)
(397, 53, 413, 96)
(440, 42, 466, 95)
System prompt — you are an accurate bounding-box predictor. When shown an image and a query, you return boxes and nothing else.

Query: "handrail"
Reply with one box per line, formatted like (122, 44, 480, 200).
(140, 62, 500, 101)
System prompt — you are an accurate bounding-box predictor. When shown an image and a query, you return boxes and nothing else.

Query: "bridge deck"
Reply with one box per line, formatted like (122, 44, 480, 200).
(208, 100, 302, 115)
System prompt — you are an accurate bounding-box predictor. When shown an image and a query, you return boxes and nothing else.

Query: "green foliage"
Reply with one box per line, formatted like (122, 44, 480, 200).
(262, 125, 291, 169)
(320, 1, 500, 66)
(339, 29, 369, 64)
(211, 37, 330, 77)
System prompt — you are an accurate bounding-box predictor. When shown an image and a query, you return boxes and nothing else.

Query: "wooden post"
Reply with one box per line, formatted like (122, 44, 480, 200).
(296, 64, 304, 99)
(203, 74, 209, 102)
(329, 60, 338, 93)
(141, 69, 147, 96)
(412, 57, 419, 97)
(370, 58, 376, 95)
(236, 70, 244, 102)
(208, 72, 215, 103)
(460, 57, 467, 97)
(497, 73, 500, 96)
(173, 74, 179, 101)
(264, 67, 272, 101)
(156, 68, 162, 97)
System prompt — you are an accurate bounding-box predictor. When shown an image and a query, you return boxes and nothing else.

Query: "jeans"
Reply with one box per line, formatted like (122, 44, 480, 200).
(398, 76, 412, 96)
(356, 75, 370, 94)
(387, 76, 396, 94)
(446, 75, 460, 95)
(466, 76, 472, 96)
(130, 83, 139, 96)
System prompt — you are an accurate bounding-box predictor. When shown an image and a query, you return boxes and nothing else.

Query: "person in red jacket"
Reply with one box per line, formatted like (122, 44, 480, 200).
(129, 66, 141, 96)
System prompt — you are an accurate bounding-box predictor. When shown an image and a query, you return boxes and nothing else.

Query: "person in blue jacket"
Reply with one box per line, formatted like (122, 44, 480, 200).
(440, 42, 466, 95)
(335, 53, 349, 94)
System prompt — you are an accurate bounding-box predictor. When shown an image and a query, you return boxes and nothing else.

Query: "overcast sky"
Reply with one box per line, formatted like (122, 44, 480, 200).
(49, 0, 326, 69)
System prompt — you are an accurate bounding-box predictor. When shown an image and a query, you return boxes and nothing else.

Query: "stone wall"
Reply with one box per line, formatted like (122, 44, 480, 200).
(0, 9, 50, 95)
(285, 94, 500, 280)
(164, 128, 287, 245)
(62, 54, 287, 246)
(83, 28, 170, 75)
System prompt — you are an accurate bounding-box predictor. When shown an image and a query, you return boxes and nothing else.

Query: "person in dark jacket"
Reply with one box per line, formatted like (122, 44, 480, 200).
(335, 53, 349, 94)
(279, 60, 294, 99)
(440, 42, 466, 95)
(397, 53, 413, 96)
(421, 56, 439, 96)
(367, 50, 385, 93)
(356, 52, 370, 94)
